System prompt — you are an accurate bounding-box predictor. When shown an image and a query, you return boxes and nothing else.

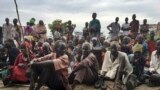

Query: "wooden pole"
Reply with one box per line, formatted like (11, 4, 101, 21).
(14, 0, 24, 41)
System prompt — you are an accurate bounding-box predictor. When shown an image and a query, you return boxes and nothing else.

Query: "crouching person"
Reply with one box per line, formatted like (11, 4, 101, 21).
(130, 43, 146, 85)
(29, 40, 70, 90)
(68, 42, 99, 90)
(148, 40, 160, 86)
(100, 43, 133, 90)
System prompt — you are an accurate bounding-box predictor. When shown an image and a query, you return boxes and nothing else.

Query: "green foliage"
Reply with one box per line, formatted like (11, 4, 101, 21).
(48, 19, 68, 36)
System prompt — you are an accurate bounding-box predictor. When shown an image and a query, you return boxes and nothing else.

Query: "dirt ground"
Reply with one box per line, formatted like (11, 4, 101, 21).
(0, 80, 160, 90)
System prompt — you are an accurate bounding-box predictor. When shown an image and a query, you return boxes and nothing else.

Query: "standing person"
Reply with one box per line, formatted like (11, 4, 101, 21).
(121, 17, 130, 36)
(24, 22, 33, 36)
(89, 12, 101, 37)
(154, 22, 160, 40)
(11, 18, 22, 43)
(2, 18, 13, 43)
(130, 14, 139, 38)
(33, 20, 47, 42)
(67, 20, 76, 36)
(83, 22, 90, 39)
(140, 19, 149, 39)
(107, 17, 121, 40)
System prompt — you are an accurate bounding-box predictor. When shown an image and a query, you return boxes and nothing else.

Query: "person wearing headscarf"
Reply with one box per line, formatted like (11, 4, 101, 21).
(130, 43, 146, 85)
(68, 42, 99, 90)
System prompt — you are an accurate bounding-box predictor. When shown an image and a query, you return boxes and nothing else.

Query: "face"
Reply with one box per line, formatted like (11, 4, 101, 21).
(55, 42, 66, 56)
(134, 51, 141, 59)
(85, 22, 88, 27)
(21, 48, 28, 57)
(110, 45, 118, 55)
(156, 41, 160, 52)
(125, 18, 128, 22)
(137, 36, 143, 44)
(115, 17, 119, 22)
(13, 19, 17, 25)
(82, 45, 90, 56)
(5, 18, 9, 23)
(143, 19, 147, 24)
(39, 20, 44, 25)
(92, 13, 97, 19)
(132, 14, 136, 20)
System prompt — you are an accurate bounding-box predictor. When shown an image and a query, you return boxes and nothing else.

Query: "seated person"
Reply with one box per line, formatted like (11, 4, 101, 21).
(29, 40, 69, 90)
(2, 43, 34, 86)
(121, 36, 132, 55)
(100, 42, 133, 90)
(68, 42, 99, 90)
(148, 40, 160, 86)
(130, 43, 146, 84)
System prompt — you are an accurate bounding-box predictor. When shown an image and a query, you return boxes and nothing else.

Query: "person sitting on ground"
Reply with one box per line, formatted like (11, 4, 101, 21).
(7, 43, 34, 84)
(4, 39, 20, 65)
(148, 40, 160, 86)
(121, 36, 132, 55)
(100, 42, 133, 90)
(130, 43, 146, 85)
(146, 31, 156, 67)
(68, 42, 99, 90)
(29, 40, 70, 90)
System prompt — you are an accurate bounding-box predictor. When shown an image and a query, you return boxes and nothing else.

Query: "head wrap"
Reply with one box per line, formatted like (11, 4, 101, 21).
(132, 43, 143, 53)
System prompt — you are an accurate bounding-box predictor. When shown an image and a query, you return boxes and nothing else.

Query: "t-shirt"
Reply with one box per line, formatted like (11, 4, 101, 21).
(108, 22, 120, 34)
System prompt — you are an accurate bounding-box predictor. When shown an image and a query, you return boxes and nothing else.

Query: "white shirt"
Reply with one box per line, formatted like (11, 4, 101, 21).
(150, 50, 160, 74)
(2, 23, 13, 39)
(122, 23, 130, 35)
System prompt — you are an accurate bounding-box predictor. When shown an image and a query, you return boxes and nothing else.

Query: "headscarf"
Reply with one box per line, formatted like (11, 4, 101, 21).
(132, 43, 143, 53)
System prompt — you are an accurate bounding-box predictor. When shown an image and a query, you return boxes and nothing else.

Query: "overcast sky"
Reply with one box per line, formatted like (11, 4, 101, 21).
(0, 0, 160, 36)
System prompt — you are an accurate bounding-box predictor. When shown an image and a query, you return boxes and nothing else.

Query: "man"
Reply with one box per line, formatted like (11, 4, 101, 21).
(130, 43, 146, 85)
(148, 40, 160, 86)
(146, 31, 156, 67)
(130, 14, 139, 38)
(33, 20, 47, 42)
(29, 40, 69, 90)
(140, 19, 149, 39)
(121, 17, 130, 36)
(2, 18, 13, 44)
(4, 39, 20, 65)
(69, 42, 99, 90)
(0, 26, 2, 44)
(101, 42, 133, 89)
(107, 17, 121, 40)
(83, 22, 90, 39)
(11, 18, 22, 43)
(89, 13, 101, 37)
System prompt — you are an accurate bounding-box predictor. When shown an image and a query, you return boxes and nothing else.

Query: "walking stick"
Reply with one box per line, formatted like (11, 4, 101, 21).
(14, 0, 24, 42)
(113, 57, 125, 90)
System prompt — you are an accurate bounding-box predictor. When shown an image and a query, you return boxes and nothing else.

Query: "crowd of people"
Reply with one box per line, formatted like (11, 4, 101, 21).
(0, 12, 160, 90)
